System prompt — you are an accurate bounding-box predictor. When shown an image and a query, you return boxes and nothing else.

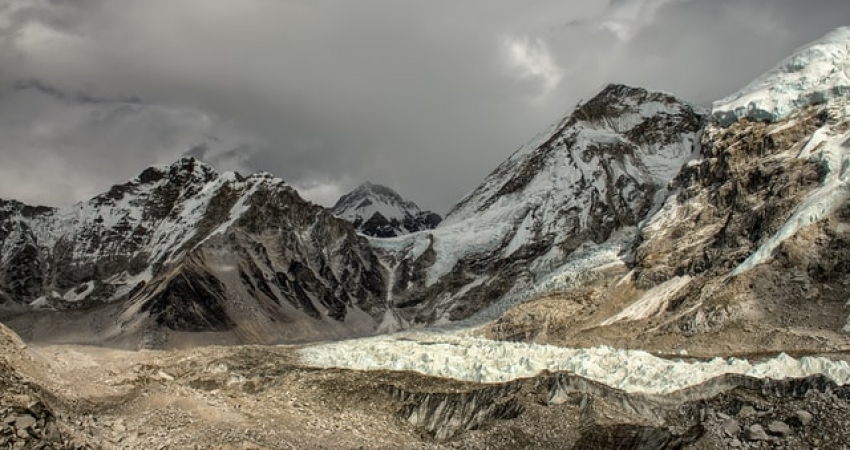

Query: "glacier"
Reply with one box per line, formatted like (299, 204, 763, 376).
(712, 27, 850, 126)
(299, 331, 850, 395)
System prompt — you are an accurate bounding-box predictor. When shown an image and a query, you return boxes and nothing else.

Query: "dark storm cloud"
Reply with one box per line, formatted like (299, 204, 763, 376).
(0, 1, 848, 211)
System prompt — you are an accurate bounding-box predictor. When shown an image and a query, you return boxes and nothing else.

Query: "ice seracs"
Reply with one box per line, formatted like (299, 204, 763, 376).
(298, 332, 850, 394)
(712, 27, 850, 126)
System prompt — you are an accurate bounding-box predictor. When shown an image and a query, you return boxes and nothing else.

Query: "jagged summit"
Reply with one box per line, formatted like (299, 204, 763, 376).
(333, 182, 418, 216)
(332, 182, 441, 237)
(712, 27, 850, 126)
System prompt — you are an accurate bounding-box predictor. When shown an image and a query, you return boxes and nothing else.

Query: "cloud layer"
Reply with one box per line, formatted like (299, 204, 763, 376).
(1, 0, 848, 212)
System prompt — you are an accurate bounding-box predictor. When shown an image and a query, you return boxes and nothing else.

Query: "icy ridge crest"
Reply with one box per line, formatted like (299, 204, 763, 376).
(712, 27, 850, 125)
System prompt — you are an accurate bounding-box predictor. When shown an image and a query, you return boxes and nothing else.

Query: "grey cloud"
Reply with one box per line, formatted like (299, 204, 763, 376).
(0, 0, 848, 212)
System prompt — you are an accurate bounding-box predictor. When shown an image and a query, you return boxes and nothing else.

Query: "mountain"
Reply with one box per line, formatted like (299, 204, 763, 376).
(0, 83, 705, 344)
(0, 157, 388, 347)
(486, 27, 850, 356)
(363, 84, 703, 330)
(331, 182, 441, 237)
(2, 27, 849, 354)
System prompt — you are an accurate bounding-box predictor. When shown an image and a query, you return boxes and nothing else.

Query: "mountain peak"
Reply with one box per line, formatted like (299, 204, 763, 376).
(712, 26, 850, 126)
(332, 183, 417, 215)
(446, 84, 701, 224)
(332, 182, 441, 237)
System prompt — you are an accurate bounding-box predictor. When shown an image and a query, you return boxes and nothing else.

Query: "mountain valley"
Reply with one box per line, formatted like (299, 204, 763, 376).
(0, 26, 850, 449)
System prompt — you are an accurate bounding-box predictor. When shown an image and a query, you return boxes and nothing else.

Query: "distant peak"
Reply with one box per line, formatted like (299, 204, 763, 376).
(353, 182, 405, 199)
(331, 182, 442, 236)
(332, 182, 417, 213)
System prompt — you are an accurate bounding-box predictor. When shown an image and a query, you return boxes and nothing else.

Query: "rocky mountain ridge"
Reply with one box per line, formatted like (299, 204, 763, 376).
(486, 27, 850, 356)
(371, 83, 703, 329)
(0, 157, 388, 346)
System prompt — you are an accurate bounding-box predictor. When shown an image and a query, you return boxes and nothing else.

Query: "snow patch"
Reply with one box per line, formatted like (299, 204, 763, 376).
(600, 275, 691, 326)
(62, 281, 95, 302)
(29, 296, 50, 309)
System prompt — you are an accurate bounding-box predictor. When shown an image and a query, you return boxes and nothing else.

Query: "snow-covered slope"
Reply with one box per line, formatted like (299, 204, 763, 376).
(331, 182, 441, 237)
(712, 27, 850, 126)
(1, 159, 272, 278)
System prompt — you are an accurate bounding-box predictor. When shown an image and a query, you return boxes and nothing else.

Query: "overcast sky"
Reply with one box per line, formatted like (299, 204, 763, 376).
(0, 0, 848, 213)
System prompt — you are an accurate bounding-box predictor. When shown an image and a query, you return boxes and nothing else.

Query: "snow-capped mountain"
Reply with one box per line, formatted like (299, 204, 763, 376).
(0, 157, 388, 347)
(367, 84, 703, 328)
(331, 182, 441, 237)
(488, 27, 850, 356)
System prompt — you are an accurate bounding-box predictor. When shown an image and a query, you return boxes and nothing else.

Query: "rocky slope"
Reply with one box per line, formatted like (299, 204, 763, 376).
(331, 182, 441, 237)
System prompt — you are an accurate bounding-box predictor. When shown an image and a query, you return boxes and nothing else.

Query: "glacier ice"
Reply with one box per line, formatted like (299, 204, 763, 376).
(299, 331, 850, 395)
(712, 27, 850, 126)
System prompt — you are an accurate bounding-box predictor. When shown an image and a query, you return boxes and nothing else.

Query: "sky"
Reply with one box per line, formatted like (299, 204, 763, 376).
(0, 0, 848, 214)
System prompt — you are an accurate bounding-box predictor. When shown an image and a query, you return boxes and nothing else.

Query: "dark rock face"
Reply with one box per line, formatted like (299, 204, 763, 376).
(140, 269, 235, 332)
(355, 210, 443, 238)
(389, 382, 525, 440)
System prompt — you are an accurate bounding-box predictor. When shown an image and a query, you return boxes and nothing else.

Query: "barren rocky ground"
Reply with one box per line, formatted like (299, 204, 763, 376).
(0, 318, 848, 450)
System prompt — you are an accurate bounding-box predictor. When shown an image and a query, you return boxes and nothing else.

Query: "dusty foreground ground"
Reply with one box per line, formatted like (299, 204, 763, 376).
(8, 342, 449, 450)
(2, 323, 850, 449)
